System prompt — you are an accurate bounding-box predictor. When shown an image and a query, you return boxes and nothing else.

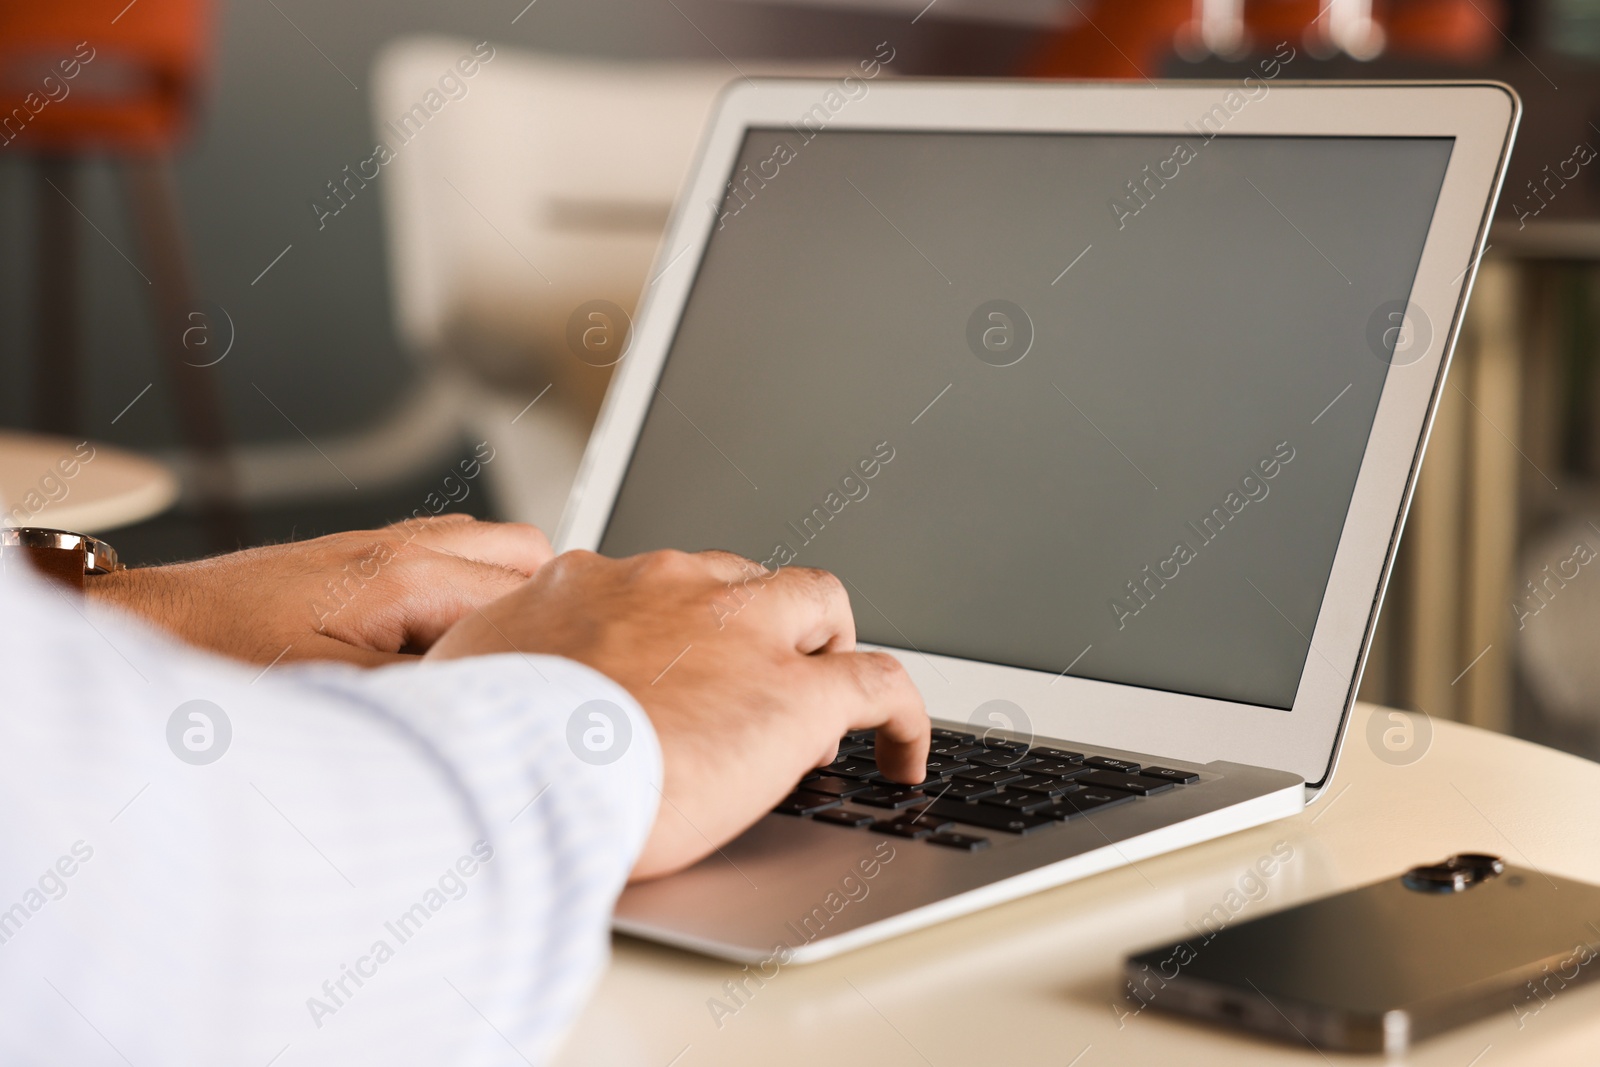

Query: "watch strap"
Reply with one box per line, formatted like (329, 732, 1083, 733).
(23, 545, 91, 591)
(0, 528, 123, 592)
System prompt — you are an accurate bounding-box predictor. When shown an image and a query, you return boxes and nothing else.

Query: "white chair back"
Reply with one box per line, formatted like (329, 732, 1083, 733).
(372, 39, 862, 526)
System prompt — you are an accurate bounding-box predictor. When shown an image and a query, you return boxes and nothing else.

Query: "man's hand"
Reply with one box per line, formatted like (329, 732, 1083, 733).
(88, 515, 553, 667)
(426, 549, 930, 881)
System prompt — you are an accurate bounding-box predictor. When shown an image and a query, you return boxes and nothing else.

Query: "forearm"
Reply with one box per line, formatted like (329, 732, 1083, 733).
(77, 515, 555, 668)
(0, 567, 659, 1066)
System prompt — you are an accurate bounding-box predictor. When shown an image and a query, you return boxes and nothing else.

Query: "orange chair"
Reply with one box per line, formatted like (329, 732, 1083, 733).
(1025, 0, 1507, 78)
(1025, 0, 1193, 79)
(0, 0, 243, 546)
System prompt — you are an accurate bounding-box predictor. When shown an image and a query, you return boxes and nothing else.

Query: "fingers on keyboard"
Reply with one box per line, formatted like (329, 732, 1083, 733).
(781, 733, 1202, 850)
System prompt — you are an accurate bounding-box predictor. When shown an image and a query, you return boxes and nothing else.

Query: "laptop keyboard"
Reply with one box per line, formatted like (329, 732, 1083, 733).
(773, 726, 1203, 852)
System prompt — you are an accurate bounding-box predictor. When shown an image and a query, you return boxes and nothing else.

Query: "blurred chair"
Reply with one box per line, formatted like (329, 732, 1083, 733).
(0, 0, 243, 547)
(1028, 0, 1505, 76)
(372, 38, 863, 529)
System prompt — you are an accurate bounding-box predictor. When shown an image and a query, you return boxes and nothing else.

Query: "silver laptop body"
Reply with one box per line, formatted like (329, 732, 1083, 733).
(555, 79, 1519, 963)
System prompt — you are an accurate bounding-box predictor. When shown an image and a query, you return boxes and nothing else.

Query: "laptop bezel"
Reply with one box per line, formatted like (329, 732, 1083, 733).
(555, 79, 1518, 790)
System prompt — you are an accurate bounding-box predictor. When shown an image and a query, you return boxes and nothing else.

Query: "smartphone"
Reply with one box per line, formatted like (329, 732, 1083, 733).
(1123, 854, 1600, 1053)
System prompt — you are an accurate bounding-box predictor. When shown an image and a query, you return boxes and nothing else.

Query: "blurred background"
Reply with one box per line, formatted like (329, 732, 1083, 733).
(3, 0, 1600, 755)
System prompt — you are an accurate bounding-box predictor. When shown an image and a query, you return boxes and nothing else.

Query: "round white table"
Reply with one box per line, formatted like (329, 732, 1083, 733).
(554, 705, 1600, 1066)
(0, 431, 178, 533)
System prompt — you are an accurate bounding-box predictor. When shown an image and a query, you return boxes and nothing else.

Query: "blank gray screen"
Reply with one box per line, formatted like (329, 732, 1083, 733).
(600, 129, 1453, 709)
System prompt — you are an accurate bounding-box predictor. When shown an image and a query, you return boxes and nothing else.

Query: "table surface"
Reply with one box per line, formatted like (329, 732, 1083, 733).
(0, 432, 178, 534)
(554, 704, 1600, 1066)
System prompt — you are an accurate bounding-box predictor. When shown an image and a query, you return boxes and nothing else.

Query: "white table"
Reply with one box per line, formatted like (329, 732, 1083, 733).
(0, 431, 178, 533)
(555, 704, 1600, 1065)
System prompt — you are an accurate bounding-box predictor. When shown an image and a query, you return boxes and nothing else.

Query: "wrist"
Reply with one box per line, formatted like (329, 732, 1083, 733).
(86, 567, 169, 626)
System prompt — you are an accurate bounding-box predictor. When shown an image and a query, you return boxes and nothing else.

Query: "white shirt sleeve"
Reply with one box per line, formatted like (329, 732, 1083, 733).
(0, 562, 661, 1067)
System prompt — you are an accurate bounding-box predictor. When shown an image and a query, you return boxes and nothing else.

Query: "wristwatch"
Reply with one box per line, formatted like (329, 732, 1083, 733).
(0, 527, 125, 591)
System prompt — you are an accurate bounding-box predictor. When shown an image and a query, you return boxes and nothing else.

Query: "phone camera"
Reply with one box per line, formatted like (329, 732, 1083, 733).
(1402, 853, 1504, 893)
(1402, 864, 1470, 893)
(1448, 853, 1505, 879)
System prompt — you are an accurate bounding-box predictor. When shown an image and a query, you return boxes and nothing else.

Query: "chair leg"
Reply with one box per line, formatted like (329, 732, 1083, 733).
(34, 157, 79, 436)
(122, 156, 249, 551)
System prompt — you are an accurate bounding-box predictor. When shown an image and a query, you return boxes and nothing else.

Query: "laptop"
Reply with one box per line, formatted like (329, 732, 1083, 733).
(554, 79, 1519, 963)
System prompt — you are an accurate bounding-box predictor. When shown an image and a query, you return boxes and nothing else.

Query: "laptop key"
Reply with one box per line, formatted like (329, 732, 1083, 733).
(900, 769, 979, 790)
(923, 799, 1055, 835)
(1028, 747, 1085, 763)
(873, 816, 952, 839)
(1140, 766, 1200, 784)
(931, 727, 977, 742)
(855, 786, 928, 810)
(812, 808, 875, 828)
(833, 738, 872, 758)
(1007, 774, 1083, 796)
(827, 758, 883, 780)
(980, 792, 1057, 814)
(969, 751, 1038, 770)
(899, 805, 958, 827)
(1028, 760, 1091, 779)
(888, 755, 972, 789)
(1078, 770, 1175, 796)
(931, 742, 988, 760)
(979, 738, 1030, 754)
(927, 831, 991, 852)
(801, 775, 874, 798)
(922, 756, 977, 778)
(955, 766, 1027, 786)
(774, 791, 843, 816)
(1082, 755, 1140, 773)
(930, 779, 1000, 801)
(1045, 790, 1136, 820)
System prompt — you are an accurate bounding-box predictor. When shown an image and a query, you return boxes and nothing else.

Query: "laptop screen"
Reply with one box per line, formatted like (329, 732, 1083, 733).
(598, 128, 1454, 710)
